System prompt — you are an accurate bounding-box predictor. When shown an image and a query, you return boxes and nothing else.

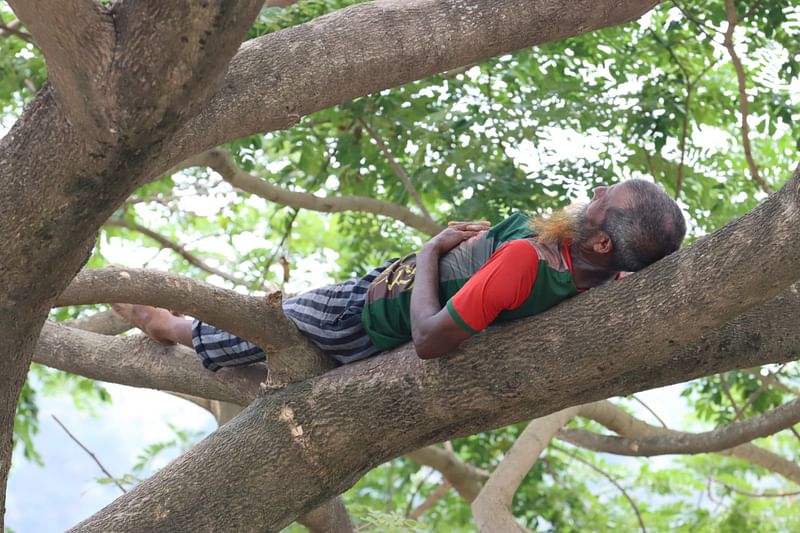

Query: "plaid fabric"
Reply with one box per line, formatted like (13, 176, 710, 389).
(192, 261, 395, 371)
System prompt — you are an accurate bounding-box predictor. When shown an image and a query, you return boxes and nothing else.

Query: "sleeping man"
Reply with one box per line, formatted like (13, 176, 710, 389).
(112, 179, 685, 368)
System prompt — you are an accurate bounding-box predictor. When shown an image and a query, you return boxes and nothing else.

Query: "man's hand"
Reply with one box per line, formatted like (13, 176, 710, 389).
(426, 221, 490, 254)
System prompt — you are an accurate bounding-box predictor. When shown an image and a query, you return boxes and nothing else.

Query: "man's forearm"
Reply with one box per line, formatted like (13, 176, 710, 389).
(410, 244, 442, 346)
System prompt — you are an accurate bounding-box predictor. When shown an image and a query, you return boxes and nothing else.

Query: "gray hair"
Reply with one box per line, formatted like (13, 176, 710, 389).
(601, 180, 686, 272)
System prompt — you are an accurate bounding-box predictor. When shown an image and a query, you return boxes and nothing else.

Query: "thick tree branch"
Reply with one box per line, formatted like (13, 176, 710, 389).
(56, 267, 334, 383)
(186, 149, 443, 236)
(7, 0, 114, 139)
(472, 407, 580, 533)
(723, 0, 771, 194)
(163, 0, 663, 168)
(105, 218, 253, 288)
(69, 168, 800, 531)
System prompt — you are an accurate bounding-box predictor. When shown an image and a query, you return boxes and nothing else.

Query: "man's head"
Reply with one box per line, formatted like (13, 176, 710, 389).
(581, 179, 686, 272)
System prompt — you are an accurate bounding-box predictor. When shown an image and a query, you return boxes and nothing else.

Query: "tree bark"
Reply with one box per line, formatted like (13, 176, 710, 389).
(0, 2, 263, 523)
(68, 170, 800, 532)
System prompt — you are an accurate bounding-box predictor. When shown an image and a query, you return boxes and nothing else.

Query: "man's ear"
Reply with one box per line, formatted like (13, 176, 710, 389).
(592, 231, 612, 254)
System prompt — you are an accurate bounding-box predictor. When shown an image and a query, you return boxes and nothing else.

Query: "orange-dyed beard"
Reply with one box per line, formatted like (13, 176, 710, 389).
(531, 202, 588, 244)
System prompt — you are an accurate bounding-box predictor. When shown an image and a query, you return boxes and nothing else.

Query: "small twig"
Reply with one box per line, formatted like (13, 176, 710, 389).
(554, 444, 647, 533)
(711, 478, 800, 498)
(723, 0, 771, 194)
(734, 364, 787, 420)
(718, 373, 741, 423)
(671, 0, 718, 38)
(357, 117, 435, 224)
(404, 467, 435, 518)
(52, 414, 127, 494)
(739, 0, 765, 24)
(408, 481, 451, 519)
(631, 394, 668, 429)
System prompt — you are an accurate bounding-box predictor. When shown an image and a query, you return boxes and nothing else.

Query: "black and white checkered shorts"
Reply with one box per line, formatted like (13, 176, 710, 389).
(192, 261, 394, 371)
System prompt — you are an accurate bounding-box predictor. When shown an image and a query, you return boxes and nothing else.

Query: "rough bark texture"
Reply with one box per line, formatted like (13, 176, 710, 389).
(0, 1, 263, 523)
(162, 0, 663, 174)
(69, 171, 800, 531)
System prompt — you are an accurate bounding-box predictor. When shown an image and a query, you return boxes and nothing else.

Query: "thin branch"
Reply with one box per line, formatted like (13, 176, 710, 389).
(671, 0, 718, 38)
(739, 0, 765, 24)
(560, 397, 800, 456)
(553, 444, 647, 533)
(357, 117, 435, 224)
(723, 0, 771, 194)
(718, 372, 741, 422)
(51, 414, 127, 494)
(0, 19, 34, 43)
(406, 445, 488, 503)
(711, 478, 800, 498)
(105, 218, 255, 289)
(404, 467, 435, 518)
(733, 364, 787, 420)
(408, 481, 451, 520)
(630, 395, 668, 428)
(185, 149, 443, 236)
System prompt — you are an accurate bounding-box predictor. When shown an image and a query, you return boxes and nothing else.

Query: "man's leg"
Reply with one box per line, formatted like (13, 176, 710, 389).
(111, 303, 266, 371)
(111, 303, 192, 347)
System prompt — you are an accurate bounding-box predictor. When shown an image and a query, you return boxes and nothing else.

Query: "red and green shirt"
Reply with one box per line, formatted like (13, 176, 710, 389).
(361, 213, 580, 350)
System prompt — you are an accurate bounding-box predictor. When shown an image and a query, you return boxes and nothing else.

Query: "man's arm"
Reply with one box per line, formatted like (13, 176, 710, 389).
(410, 222, 488, 359)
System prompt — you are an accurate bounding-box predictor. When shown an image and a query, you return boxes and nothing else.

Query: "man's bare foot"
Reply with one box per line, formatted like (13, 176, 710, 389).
(111, 303, 184, 346)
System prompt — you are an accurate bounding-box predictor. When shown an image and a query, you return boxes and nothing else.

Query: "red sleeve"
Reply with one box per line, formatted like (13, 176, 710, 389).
(446, 240, 539, 334)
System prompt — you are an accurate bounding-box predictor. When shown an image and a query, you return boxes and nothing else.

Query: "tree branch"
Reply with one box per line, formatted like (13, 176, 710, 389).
(559, 400, 800, 485)
(34, 321, 262, 406)
(0, 19, 33, 43)
(63, 309, 132, 336)
(711, 477, 800, 498)
(357, 117, 435, 224)
(52, 414, 127, 494)
(56, 267, 334, 383)
(408, 481, 451, 520)
(163, 0, 663, 168)
(723, 0, 771, 194)
(406, 445, 488, 503)
(564, 397, 800, 456)
(66, 170, 800, 531)
(105, 218, 254, 288)
(7, 0, 115, 139)
(187, 149, 443, 236)
(472, 407, 580, 533)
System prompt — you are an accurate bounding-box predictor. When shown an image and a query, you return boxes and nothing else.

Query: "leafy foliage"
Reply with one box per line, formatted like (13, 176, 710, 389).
(3, 0, 800, 530)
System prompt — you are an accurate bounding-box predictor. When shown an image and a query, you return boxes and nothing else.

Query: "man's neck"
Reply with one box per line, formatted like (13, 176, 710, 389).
(568, 241, 617, 290)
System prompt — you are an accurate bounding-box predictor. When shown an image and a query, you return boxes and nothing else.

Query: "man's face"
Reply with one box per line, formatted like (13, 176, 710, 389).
(583, 182, 633, 231)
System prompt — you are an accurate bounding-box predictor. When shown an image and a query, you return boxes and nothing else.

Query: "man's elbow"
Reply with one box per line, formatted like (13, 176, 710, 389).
(414, 342, 446, 360)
